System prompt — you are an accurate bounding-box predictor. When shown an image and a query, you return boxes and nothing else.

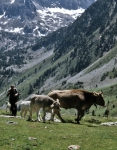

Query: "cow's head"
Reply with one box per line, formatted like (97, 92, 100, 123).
(50, 99, 61, 111)
(93, 91, 105, 106)
(6, 101, 8, 105)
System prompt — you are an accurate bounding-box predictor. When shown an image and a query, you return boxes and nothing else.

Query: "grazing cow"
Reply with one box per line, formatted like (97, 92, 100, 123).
(48, 89, 105, 124)
(6, 101, 11, 114)
(29, 94, 61, 123)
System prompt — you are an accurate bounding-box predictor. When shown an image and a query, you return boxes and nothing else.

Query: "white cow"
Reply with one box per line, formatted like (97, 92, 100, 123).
(16, 100, 31, 119)
(29, 94, 61, 123)
(16, 94, 38, 119)
(20, 101, 31, 119)
(6, 101, 11, 114)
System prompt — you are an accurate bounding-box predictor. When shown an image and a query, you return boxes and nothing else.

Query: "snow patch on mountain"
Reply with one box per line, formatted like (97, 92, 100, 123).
(0, 0, 85, 37)
(37, 7, 84, 20)
(1, 7, 84, 35)
(10, 0, 16, 4)
(5, 27, 24, 33)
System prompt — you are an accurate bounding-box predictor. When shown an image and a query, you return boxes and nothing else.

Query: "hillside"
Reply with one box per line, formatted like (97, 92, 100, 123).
(0, 0, 117, 117)
(68, 46, 117, 90)
(21, 0, 117, 91)
(0, 0, 95, 81)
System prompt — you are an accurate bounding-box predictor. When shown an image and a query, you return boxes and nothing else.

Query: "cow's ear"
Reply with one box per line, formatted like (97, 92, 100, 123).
(50, 104, 54, 108)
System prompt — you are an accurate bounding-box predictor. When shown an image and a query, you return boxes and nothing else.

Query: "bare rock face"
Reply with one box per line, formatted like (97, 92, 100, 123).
(68, 145, 80, 150)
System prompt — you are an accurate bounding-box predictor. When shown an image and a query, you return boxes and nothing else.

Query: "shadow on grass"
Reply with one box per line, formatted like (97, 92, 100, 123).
(62, 119, 82, 125)
(64, 118, 102, 126)
(85, 118, 101, 124)
(2, 112, 11, 116)
(86, 124, 100, 127)
(82, 118, 101, 127)
(26, 118, 101, 126)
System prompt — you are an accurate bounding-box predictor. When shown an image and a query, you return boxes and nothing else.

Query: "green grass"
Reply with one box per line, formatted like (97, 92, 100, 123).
(0, 110, 117, 150)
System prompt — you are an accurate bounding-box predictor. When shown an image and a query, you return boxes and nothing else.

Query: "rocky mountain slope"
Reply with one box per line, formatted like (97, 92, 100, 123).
(0, 0, 95, 75)
(29, 0, 117, 92)
(1, 0, 117, 104)
(0, 0, 95, 37)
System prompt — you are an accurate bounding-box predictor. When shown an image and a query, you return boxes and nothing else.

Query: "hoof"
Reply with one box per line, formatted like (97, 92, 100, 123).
(77, 121, 80, 124)
(75, 118, 78, 121)
(61, 119, 66, 123)
(27, 118, 31, 121)
(75, 118, 80, 124)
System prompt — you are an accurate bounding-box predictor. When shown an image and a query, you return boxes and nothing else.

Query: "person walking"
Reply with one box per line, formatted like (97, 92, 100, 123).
(7, 84, 19, 116)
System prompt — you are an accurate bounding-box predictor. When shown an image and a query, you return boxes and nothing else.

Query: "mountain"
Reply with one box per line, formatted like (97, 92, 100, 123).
(29, 0, 117, 80)
(1, 0, 117, 107)
(0, 0, 95, 76)
(0, 0, 95, 37)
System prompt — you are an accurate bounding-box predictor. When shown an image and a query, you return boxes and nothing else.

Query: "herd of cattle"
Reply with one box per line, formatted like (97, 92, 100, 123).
(5, 89, 105, 124)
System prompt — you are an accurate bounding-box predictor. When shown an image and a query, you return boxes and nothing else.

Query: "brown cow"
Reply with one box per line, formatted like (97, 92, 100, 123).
(48, 89, 105, 124)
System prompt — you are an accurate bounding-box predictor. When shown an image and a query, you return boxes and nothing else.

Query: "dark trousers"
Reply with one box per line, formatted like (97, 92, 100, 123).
(10, 103, 17, 116)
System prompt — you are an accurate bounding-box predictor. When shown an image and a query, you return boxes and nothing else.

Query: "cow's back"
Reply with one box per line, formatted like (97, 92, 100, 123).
(30, 95, 54, 109)
(30, 95, 39, 108)
(21, 101, 30, 111)
(48, 89, 86, 109)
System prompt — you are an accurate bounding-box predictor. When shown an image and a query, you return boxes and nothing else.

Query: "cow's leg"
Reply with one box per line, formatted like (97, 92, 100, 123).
(20, 109, 24, 118)
(37, 108, 42, 122)
(42, 108, 46, 123)
(28, 107, 33, 121)
(36, 109, 38, 121)
(50, 109, 54, 121)
(55, 110, 65, 123)
(75, 110, 80, 124)
(24, 110, 27, 119)
(38, 109, 42, 121)
(75, 110, 84, 124)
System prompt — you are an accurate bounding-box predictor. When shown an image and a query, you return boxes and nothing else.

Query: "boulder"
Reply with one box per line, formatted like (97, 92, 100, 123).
(68, 145, 80, 150)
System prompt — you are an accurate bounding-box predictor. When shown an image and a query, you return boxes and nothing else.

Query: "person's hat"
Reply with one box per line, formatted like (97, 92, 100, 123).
(11, 84, 15, 87)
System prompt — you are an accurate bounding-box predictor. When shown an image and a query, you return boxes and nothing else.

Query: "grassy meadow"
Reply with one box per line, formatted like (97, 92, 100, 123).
(0, 109, 117, 150)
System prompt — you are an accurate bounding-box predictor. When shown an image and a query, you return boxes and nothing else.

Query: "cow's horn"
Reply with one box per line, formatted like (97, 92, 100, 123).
(56, 99, 59, 103)
(99, 91, 103, 94)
